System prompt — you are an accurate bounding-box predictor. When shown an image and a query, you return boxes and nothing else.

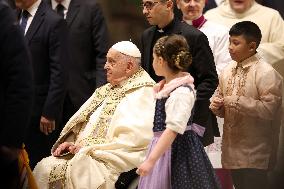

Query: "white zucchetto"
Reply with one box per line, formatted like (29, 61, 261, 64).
(111, 41, 141, 58)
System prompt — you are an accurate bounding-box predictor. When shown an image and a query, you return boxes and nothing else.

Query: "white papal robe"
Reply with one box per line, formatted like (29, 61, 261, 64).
(33, 68, 155, 189)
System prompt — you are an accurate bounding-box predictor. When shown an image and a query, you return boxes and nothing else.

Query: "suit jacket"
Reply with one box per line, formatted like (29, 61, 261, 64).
(46, 0, 109, 109)
(0, 0, 33, 148)
(141, 19, 219, 146)
(4, 0, 15, 9)
(24, 1, 67, 121)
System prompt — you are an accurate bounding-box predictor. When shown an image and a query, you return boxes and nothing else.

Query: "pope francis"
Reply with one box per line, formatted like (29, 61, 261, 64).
(33, 41, 155, 189)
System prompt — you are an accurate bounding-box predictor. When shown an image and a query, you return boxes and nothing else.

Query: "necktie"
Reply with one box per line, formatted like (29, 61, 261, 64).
(20, 10, 30, 34)
(56, 4, 65, 18)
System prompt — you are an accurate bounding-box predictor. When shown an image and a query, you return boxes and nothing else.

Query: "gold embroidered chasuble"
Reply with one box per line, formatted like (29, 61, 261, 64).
(33, 68, 155, 189)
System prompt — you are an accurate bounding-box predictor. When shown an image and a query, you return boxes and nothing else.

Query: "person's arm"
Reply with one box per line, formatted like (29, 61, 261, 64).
(210, 95, 225, 118)
(0, 1, 33, 163)
(91, 2, 109, 87)
(225, 66, 283, 120)
(0, 2, 33, 148)
(40, 17, 68, 135)
(138, 87, 195, 176)
(187, 32, 218, 127)
(137, 128, 177, 176)
(210, 84, 225, 118)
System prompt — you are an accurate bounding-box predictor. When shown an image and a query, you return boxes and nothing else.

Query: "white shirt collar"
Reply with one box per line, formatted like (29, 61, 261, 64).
(184, 19, 192, 25)
(26, 0, 41, 17)
(51, 0, 71, 10)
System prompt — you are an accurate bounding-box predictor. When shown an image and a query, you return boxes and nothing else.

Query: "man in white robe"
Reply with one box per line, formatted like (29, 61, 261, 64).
(33, 41, 155, 189)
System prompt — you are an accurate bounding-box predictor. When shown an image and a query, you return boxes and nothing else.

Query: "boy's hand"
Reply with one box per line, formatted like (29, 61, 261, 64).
(210, 96, 224, 110)
(224, 96, 239, 109)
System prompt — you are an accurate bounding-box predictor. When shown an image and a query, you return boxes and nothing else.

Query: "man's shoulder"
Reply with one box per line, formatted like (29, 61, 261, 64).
(95, 83, 112, 93)
(76, 0, 101, 10)
(85, 0, 99, 6)
(179, 22, 204, 36)
(253, 60, 283, 86)
(0, 1, 14, 25)
(142, 26, 155, 36)
(125, 68, 155, 90)
(174, 22, 206, 44)
(0, 0, 9, 10)
(203, 20, 229, 34)
(39, 2, 64, 24)
(256, 59, 278, 73)
(204, 7, 220, 18)
(37, 4, 66, 33)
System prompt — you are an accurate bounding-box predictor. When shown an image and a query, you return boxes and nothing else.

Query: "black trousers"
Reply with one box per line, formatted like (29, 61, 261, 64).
(231, 168, 268, 189)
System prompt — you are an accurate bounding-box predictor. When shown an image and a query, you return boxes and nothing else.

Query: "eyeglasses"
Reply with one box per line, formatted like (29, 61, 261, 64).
(141, 1, 160, 10)
(181, 0, 202, 3)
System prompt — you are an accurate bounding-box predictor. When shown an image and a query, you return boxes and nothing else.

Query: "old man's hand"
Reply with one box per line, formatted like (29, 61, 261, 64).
(53, 142, 73, 157)
(69, 144, 82, 154)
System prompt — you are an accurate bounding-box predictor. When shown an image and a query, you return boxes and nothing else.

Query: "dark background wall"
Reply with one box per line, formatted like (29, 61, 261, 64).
(98, 0, 148, 49)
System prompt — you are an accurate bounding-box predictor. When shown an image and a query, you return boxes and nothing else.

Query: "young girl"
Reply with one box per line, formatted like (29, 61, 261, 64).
(137, 34, 220, 189)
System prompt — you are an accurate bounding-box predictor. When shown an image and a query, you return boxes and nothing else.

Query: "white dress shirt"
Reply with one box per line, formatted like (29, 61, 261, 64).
(20, 0, 41, 35)
(51, 0, 71, 19)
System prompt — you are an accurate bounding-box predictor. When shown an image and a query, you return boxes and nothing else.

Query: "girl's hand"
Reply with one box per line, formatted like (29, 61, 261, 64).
(136, 160, 155, 177)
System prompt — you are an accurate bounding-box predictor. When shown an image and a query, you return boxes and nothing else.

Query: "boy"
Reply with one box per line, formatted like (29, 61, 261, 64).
(210, 21, 283, 189)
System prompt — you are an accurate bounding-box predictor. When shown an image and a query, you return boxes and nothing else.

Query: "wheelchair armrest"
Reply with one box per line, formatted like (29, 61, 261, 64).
(115, 168, 138, 189)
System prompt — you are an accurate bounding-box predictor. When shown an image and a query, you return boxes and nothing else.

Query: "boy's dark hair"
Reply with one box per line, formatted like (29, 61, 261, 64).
(229, 21, 262, 48)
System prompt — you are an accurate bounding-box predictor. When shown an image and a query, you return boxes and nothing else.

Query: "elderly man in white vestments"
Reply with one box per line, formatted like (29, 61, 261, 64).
(33, 41, 156, 189)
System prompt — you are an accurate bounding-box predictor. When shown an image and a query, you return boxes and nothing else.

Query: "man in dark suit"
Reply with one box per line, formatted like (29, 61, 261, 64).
(141, 0, 219, 146)
(0, 0, 33, 187)
(15, 0, 67, 168)
(45, 0, 109, 126)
